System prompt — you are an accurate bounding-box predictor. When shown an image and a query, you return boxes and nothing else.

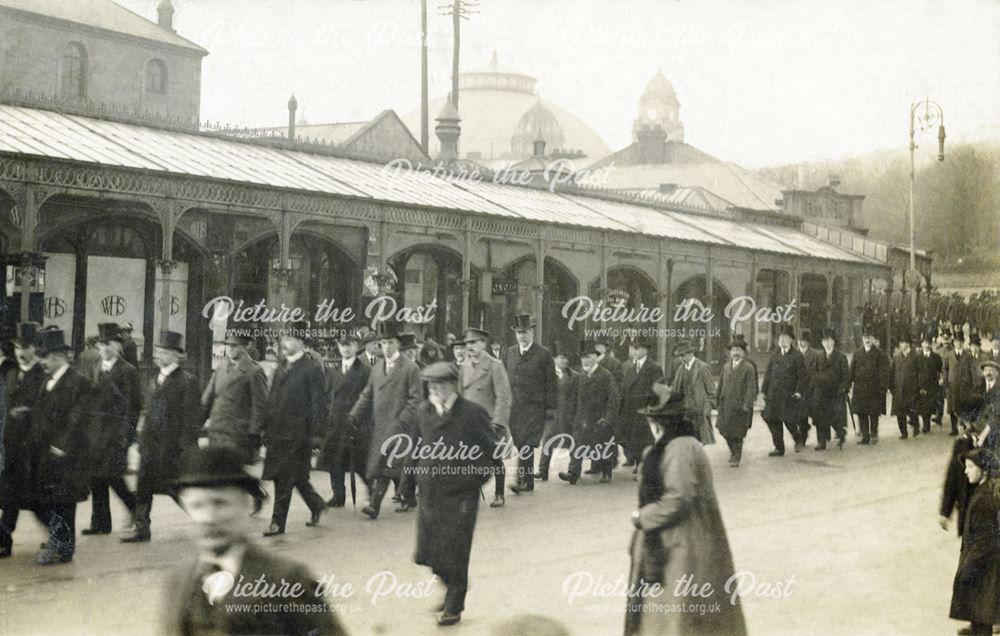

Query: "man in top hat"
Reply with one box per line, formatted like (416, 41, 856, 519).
(849, 326, 889, 445)
(261, 322, 328, 537)
(162, 447, 346, 635)
(123, 331, 202, 543)
(715, 336, 758, 467)
(795, 329, 819, 447)
(504, 314, 558, 494)
(24, 327, 96, 564)
(349, 318, 423, 519)
(559, 341, 619, 484)
(941, 330, 976, 435)
(85, 322, 141, 536)
(412, 361, 502, 627)
(889, 335, 920, 440)
(761, 324, 809, 456)
(317, 329, 371, 508)
(0, 323, 47, 558)
(618, 337, 662, 470)
(915, 332, 944, 434)
(671, 339, 717, 446)
(119, 321, 139, 368)
(536, 343, 578, 482)
(201, 330, 268, 465)
(459, 327, 512, 508)
(810, 328, 851, 451)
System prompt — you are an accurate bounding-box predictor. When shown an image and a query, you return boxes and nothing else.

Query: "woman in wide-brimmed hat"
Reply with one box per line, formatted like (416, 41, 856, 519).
(624, 381, 747, 636)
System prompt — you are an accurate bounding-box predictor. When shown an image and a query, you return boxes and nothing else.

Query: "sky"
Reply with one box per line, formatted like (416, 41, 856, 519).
(118, 0, 1000, 168)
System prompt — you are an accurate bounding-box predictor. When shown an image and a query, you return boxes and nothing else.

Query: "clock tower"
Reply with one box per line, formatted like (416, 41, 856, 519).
(632, 68, 684, 143)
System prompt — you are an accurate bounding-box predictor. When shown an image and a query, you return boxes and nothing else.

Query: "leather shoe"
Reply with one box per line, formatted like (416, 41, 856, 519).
(599, 474, 611, 484)
(532, 472, 548, 481)
(814, 445, 827, 452)
(768, 450, 784, 457)
(508, 482, 533, 494)
(120, 533, 150, 543)
(326, 497, 345, 508)
(395, 500, 416, 513)
(837, 438, 844, 450)
(557, 472, 578, 485)
(305, 509, 323, 527)
(262, 524, 285, 537)
(36, 549, 72, 565)
(82, 528, 110, 536)
(437, 611, 461, 626)
(362, 505, 379, 519)
(489, 495, 505, 508)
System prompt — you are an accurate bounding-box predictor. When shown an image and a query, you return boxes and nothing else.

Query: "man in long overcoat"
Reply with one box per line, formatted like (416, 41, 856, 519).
(671, 340, 717, 446)
(943, 332, 977, 435)
(849, 327, 889, 445)
(811, 328, 851, 451)
(0, 323, 47, 558)
(29, 327, 96, 564)
(915, 332, 944, 434)
(123, 331, 201, 543)
(262, 323, 327, 536)
(761, 324, 809, 456)
(458, 327, 511, 508)
(796, 329, 820, 447)
(537, 344, 578, 481)
(559, 341, 620, 484)
(618, 338, 661, 469)
(890, 337, 920, 439)
(349, 319, 423, 519)
(716, 338, 758, 467)
(201, 331, 268, 465)
(86, 323, 141, 535)
(411, 362, 500, 628)
(504, 314, 557, 494)
(316, 330, 370, 508)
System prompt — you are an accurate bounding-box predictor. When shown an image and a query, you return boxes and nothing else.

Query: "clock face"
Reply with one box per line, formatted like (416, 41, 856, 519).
(645, 108, 658, 121)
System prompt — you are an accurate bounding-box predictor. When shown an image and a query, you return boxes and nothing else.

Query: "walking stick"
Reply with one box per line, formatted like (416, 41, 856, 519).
(846, 394, 857, 434)
(347, 433, 358, 511)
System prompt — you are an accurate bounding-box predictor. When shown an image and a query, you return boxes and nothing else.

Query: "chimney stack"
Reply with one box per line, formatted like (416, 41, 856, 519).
(435, 96, 461, 164)
(288, 94, 298, 140)
(157, 0, 175, 32)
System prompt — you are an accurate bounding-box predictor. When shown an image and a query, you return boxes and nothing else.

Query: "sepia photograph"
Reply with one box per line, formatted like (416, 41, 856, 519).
(0, 0, 999, 634)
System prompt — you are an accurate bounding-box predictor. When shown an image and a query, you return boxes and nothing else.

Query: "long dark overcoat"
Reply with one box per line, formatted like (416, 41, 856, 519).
(619, 359, 662, 453)
(202, 355, 268, 464)
(849, 346, 888, 415)
(574, 365, 620, 451)
(139, 368, 203, 494)
(810, 349, 850, 428)
(761, 348, 808, 423)
(262, 356, 327, 483)
(914, 350, 943, 415)
(950, 481, 1000, 626)
(504, 343, 558, 447)
(30, 367, 95, 504)
(316, 356, 370, 473)
(0, 364, 47, 506)
(90, 359, 142, 478)
(890, 350, 918, 417)
(715, 359, 757, 439)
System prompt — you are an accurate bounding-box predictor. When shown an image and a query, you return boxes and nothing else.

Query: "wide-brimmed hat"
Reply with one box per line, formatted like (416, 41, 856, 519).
(12, 322, 41, 348)
(155, 331, 185, 353)
(981, 360, 1000, 374)
(96, 322, 123, 343)
(511, 314, 536, 331)
(36, 326, 71, 355)
(463, 327, 490, 343)
(420, 361, 458, 383)
(672, 339, 693, 356)
(171, 447, 263, 496)
(636, 382, 685, 417)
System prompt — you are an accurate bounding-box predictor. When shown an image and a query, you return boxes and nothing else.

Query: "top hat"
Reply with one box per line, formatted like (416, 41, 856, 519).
(376, 319, 405, 340)
(672, 339, 694, 357)
(861, 324, 878, 337)
(96, 322, 123, 343)
(12, 322, 41, 347)
(729, 335, 748, 351)
(580, 340, 600, 357)
(636, 382, 685, 417)
(820, 327, 838, 342)
(155, 331, 185, 353)
(36, 326, 71, 355)
(171, 446, 263, 495)
(552, 341, 571, 358)
(398, 332, 418, 351)
(463, 327, 490, 343)
(223, 329, 251, 346)
(511, 314, 536, 331)
(420, 361, 459, 383)
(779, 324, 796, 339)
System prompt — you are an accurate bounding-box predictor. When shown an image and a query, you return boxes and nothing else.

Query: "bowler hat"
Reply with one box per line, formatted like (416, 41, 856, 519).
(420, 361, 458, 383)
(580, 340, 600, 357)
(463, 327, 490, 343)
(155, 331, 185, 353)
(970, 334, 982, 346)
(359, 327, 378, 345)
(36, 326, 71, 355)
(96, 322, 123, 343)
(821, 328, 838, 342)
(672, 340, 693, 356)
(171, 447, 263, 496)
(511, 314, 536, 331)
(636, 382, 685, 417)
(779, 324, 796, 339)
(729, 335, 748, 351)
(12, 322, 40, 348)
(398, 332, 418, 351)
(952, 331, 965, 342)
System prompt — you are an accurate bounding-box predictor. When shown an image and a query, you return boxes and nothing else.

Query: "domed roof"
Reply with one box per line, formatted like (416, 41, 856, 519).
(459, 50, 538, 95)
(644, 68, 677, 98)
(511, 100, 565, 157)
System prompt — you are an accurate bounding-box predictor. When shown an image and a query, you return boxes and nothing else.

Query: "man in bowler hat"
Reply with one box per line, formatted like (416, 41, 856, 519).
(162, 446, 347, 635)
(618, 337, 661, 469)
(761, 324, 809, 456)
(201, 330, 268, 464)
(849, 326, 889, 445)
(559, 341, 619, 484)
(85, 322, 141, 535)
(123, 331, 202, 543)
(811, 328, 851, 451)
(716, 337, 758, 467)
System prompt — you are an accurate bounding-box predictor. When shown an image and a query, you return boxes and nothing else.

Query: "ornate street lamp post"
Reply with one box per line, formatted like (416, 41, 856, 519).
(907, 98, 946, 320)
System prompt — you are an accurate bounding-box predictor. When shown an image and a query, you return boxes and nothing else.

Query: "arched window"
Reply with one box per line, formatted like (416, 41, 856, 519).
(145, 59, 167, 94)
(60, 42, 87, 99)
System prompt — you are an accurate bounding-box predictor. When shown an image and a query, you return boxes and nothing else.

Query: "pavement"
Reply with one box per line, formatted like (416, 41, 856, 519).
(0, 413, 971, 636)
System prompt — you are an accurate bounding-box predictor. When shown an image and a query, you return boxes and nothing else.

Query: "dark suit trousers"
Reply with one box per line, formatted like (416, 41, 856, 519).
(271, 478, 325, 529)
(723, 436, 743, 461)
(134, 477, 180, 537)
(764, 418, 800, 453)
(896, 413, 917, 436)
(515, 445, 536, 488)
(90, 477, 136, 531)
(856, 414, 878, 440)
(0, 503, 76, 558)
